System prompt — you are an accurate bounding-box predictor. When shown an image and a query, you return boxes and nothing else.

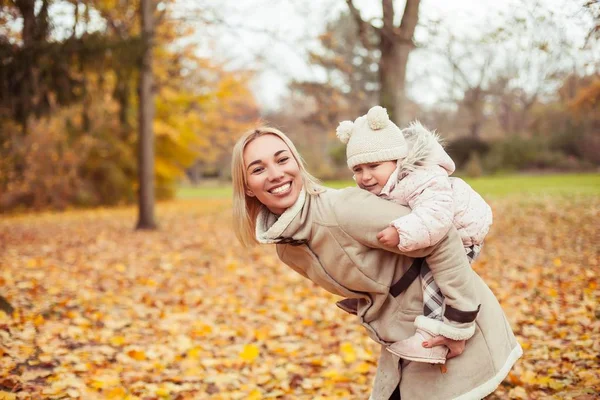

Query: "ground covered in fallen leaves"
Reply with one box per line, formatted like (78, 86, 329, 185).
(1, 193, 598, 399)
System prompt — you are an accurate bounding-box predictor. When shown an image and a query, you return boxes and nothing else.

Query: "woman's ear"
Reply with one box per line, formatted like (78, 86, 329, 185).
(246, 189, 255, 197)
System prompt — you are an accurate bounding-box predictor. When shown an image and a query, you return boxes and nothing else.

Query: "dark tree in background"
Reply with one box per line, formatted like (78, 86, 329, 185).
(136, 0, 157, 230)
(346, 0, 420, 125)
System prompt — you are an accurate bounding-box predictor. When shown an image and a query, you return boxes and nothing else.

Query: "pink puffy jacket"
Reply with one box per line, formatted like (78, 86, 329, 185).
(380, 122, 493, 252)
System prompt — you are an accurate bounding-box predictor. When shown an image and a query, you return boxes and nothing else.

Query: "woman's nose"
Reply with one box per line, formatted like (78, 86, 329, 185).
(267, 165, 284, 181)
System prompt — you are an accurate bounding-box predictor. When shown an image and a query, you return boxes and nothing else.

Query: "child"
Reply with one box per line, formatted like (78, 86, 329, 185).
(335, 106, 493, 364)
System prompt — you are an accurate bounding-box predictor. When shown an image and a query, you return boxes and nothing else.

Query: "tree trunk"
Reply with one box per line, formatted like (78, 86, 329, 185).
(114, 70, 131, 139)
(80, 58, 91, 133)
(378, 0, 420, 126)
(136, 0, 156, 230)
(378, 36, 398, 123)
(186, 161, 203, 184)
(380, 42, 412, 125)
(346, 0, 420, 125)
(16, 0, 36, 132)
(470, 120, 482, 138)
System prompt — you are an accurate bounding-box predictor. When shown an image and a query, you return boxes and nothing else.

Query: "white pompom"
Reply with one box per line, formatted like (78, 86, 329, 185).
(336, 120, 354, 144)
(367, 106, 389, 130)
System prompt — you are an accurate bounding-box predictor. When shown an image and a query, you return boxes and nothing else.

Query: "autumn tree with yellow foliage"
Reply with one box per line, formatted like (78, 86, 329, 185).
(0, 0, 259, 212)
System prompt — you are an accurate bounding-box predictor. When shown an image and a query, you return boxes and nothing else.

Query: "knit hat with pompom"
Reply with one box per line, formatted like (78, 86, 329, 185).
(336, 106, 407, 169)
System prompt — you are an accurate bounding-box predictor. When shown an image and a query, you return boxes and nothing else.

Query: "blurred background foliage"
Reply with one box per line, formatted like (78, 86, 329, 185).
(0, 0, 598, 212)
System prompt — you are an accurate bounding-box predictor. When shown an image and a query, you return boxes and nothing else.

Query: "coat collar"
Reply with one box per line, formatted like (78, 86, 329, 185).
(255, 188, 307, 244)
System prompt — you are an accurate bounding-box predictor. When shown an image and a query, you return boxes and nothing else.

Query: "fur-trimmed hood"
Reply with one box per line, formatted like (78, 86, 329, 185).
(380, 121, 455, 197)
(398, 121, 455, 177)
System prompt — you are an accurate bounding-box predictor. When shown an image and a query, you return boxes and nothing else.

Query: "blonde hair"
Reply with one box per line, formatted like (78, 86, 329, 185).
(231, 126, 325, 247)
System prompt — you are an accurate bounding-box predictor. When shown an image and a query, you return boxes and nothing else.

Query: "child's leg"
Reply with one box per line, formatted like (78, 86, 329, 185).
(386, 260, 448, 363)
(420, 262, 444, 321)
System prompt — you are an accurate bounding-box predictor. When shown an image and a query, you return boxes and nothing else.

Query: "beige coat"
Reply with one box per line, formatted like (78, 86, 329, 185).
(255, 187, 522, 400)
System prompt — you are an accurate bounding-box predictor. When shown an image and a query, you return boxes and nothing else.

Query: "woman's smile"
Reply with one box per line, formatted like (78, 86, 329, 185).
(268, 181, 292, 195)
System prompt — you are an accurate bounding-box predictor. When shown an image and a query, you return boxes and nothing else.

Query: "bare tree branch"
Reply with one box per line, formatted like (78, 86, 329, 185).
(70, 0, 79, 39)
(345, 0, 377, 49)
(381, 0, 394, 31)
(396, 0, 420, 45)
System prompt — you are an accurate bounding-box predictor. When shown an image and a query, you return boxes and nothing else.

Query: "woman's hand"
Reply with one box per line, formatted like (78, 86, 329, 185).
(423, 336, 466, 359)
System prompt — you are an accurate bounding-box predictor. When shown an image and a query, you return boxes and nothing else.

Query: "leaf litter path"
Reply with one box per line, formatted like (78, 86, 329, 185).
(0, 194, 598, 399)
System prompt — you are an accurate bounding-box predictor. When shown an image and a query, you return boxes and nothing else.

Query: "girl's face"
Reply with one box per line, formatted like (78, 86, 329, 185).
(352, 161, 397, 195)
(243, 134, 303, 215)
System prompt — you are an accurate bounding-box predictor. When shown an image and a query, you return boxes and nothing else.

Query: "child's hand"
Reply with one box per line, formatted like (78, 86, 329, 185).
(377, 226, 400, 247)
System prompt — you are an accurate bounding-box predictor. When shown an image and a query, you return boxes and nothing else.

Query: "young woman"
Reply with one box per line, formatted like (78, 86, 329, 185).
(231, 127, 522, 400)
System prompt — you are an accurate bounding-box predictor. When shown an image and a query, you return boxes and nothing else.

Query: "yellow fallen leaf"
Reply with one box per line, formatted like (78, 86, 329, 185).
(127, 350, 146, 361)
(110, 336, 126, 346)
(520, 370, 537, 385)
(191, 323, 213, 337)
(34, 314, 45, 326)
(535, 376, 551, 387)
(106, 387, 127, 399)
(323, 370, 351, 383)
(240, 344, 260, 363)
(254, 327, 269, 341)
(553, 258, 561, 267)
(548, 379, 567, 390)
(0, 391, 17, 400)
(48, 286, 61, 295)
(156, 386, 170, 397)
(340, 342, 356, 363)
(323, 369, 340, 378)
(187, 346, 203, 359)
(226, 261, 238, 271)
(247, 389, 262, 400)
(355, 362, 371, 374)
(90, 375, 120, 390)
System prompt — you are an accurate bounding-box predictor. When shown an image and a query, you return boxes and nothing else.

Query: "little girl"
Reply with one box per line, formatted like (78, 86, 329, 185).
(335, 106, 493, 364)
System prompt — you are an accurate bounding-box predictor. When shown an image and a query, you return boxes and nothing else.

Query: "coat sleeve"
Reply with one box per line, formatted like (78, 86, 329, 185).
(334, 188, 480, 340)
(389, 170, 454, 252)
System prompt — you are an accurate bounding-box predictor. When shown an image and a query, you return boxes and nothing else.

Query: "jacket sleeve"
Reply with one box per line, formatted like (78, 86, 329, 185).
(390, 170, 454, 252)
(335, 188, 480, 340)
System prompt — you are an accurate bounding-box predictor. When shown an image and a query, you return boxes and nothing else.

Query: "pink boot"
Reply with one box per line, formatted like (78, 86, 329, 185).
(387, 326, 448, 364)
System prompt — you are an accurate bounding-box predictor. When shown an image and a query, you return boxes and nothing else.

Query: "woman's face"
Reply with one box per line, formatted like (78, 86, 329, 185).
(243, 134, 303, 215)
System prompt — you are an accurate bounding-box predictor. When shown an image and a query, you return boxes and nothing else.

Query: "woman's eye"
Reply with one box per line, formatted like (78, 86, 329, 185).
(371, 164, 380, 168)
(278, 157, 289, 163)
(252, 167, 264, 174)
